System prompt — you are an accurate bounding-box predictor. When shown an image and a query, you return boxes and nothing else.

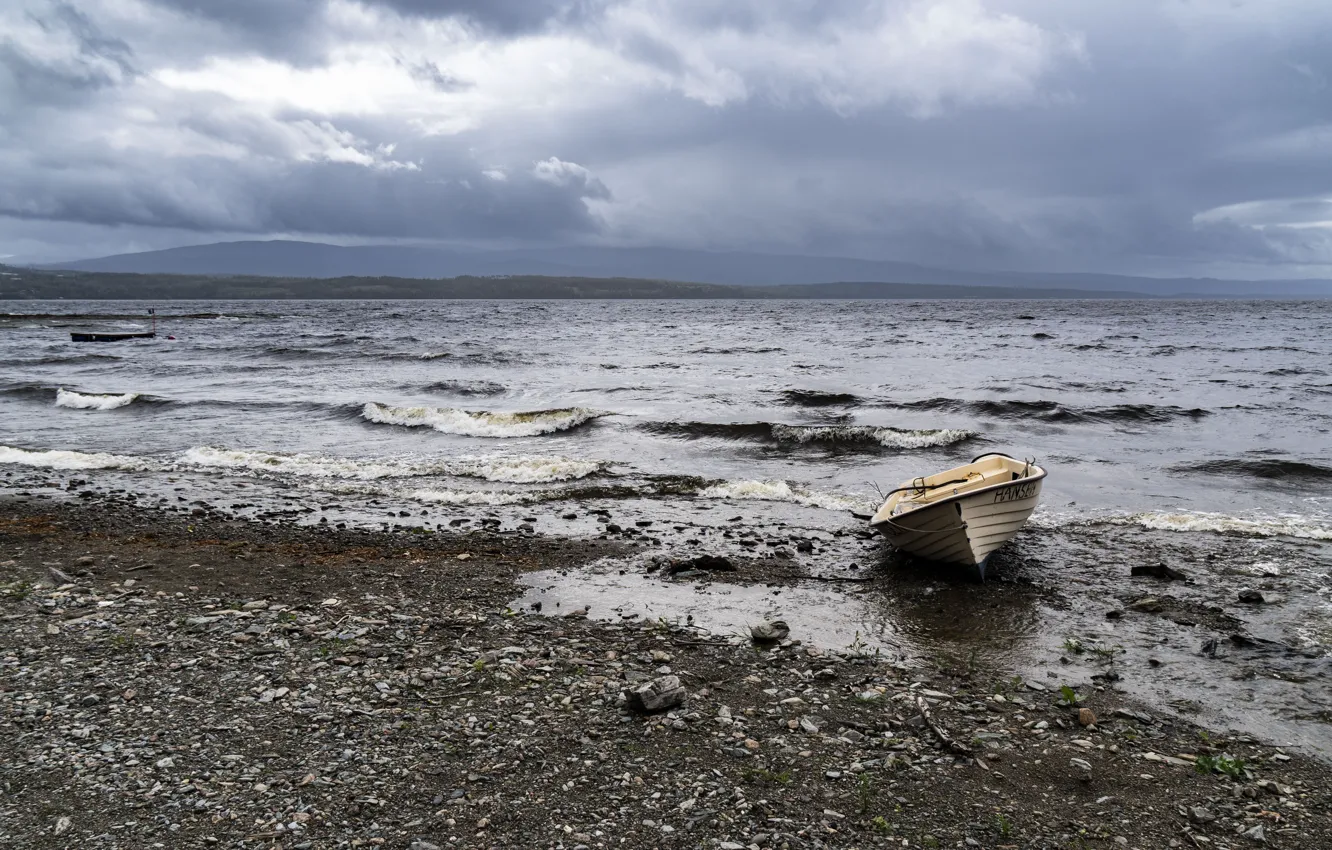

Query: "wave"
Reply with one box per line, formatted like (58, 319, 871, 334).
(361, 403, 606, 437)
(1170, 459, 1332, 485)
(0, 384, 55, 403)
(411, 488, 537, 506)
(410, 350, 515, 364)
(422, 380, 506, 396)
(697, 479, 872, 512)
(1114, 511, 1332, 541)
(887, 398, 1208, 424)
(448, 456, 605, 483)
(28, 353, 123, 365)
(644, 420, 975, 449)
(261, 346, 342, 360)
(55, 388, 139, 411)
(691, 346, 784, 355)
(779, 389, 862, 407)
(180, 447, 605, 483)
(0, 445, 147, 470)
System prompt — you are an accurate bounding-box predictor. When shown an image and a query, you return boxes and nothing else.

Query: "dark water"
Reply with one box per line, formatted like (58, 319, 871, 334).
(2, 299, 1330, 752)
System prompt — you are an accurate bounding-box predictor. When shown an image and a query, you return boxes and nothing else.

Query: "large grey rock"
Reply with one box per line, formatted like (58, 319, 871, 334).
(625, 675, 685, 713)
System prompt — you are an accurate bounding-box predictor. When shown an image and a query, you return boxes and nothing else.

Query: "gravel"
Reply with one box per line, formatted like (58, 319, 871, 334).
(2, 497, 1330, 849)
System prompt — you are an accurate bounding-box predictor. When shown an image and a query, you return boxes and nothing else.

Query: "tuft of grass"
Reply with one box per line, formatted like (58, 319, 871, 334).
(995, 811, 1014, 837)
(870, 815, 893, 835)
(1057, 685, 1083, 707)
(1195, 753, 1247, 780)
(1062, 638, 1086, 655)
(741, 767, 792, 786)
(855, 773, 875, 813)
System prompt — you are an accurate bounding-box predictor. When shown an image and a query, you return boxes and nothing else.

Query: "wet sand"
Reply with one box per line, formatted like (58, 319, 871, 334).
(2, 495, 1331, 849)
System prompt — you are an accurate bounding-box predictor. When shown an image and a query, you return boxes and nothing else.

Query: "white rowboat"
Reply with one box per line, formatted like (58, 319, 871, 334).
(870, 452, 1046, 577)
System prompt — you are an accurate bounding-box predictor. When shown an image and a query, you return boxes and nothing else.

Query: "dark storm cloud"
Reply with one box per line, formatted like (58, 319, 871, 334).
(0, 151, 609, 239)
(4, 0, 1332, 273)
(374, 0, 608, 33)
(0, 3, 136, 99)
(145, 0, 606, 44)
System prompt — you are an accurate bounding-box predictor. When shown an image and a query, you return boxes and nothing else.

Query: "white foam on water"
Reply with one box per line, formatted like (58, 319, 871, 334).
(180, 447, 418, 479)
(450, 456, 605, 483)
(698, 479, 872, 512)
(180, 447, 606, 484)
(0, 445, 147, 470)
(362, 403, 605, 437)
(769, 424, 975, 449)
(1116, 511, 1332, 541)
(411, 488, 535, 506)
(55, 388, 138, 410)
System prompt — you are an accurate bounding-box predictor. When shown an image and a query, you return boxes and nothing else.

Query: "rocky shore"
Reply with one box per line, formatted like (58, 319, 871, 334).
(2, 496, 1330, 849)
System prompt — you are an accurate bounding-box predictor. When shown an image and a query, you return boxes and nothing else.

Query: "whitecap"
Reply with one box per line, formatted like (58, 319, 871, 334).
(1115, 511, 1332, 541)
(180, 446, 605, 484)
(769, 424, 975, 449)
(0, 445, 147, 470)
(698, 479, 873, 512)
(410, 488, 535, 506)
(362, 403, 605, 438)
(450, 456, 606, 483)
(55, 388, 138, 410)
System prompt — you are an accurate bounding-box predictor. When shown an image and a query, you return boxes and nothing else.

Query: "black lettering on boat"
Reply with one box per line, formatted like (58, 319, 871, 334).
(992, 482, 1037, 503)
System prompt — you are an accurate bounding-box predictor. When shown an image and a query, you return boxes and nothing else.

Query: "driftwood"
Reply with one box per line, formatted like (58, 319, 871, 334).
(915, 695, 973, 755)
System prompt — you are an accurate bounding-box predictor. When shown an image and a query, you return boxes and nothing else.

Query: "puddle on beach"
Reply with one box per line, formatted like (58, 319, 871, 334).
(515, 528, 1332, 760)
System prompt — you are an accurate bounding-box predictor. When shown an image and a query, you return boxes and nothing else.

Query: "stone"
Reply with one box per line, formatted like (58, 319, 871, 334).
(624, 675, 686, 713)
(1188, 806, 1216, 824)
(1078, 708, 1097, 727)
(666, 554, 735, 575)
(1128, 597, 1163, 613)
(1130, 563, 1188, 581)
(1243, 824, 1265, 843)
(750, 620, 790, 642)
(1237, 589, 1265, 604)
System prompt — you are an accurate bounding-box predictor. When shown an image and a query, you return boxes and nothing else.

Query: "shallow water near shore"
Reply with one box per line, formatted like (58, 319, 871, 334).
(3, 298, 1331, 756)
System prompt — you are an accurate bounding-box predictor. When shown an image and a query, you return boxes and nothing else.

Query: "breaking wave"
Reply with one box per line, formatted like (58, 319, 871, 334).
(362, 403, 606, 437)
(698, 479, 873, 512)
(55, 388, 139, 410)
(644, 421, 975, 450)
(0, 445, 148, 470)
(411, 488, 537, 506)
(1170, 459, 1332, 486)
(886, 398, 1208, 424)
(180, 447, 605, 483)
(1112, 511, 1332, 541)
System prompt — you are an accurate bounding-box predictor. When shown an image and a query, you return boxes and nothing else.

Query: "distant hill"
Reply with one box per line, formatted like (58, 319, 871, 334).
(0, 265, 1150, 300)
(39, 240, 1332, 297)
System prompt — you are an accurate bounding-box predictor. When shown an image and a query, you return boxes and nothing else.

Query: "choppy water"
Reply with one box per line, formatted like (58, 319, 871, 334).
(3, 298, 1331, 753)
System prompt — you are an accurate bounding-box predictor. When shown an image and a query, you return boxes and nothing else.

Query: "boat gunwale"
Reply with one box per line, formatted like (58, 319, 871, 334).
(871, 463, 1047, 530)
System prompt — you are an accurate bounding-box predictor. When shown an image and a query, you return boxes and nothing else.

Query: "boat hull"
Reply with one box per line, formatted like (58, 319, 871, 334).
(70, 332, 156, 343)
(871, 458, 1044, 570)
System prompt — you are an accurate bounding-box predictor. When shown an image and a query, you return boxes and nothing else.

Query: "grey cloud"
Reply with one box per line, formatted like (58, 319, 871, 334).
(5, 0, 1332, 275)
(0, 3, 136, 100)
(402, 60, 471, 92)
(0, 143, 609, 241)
(373, 0, 609, 33)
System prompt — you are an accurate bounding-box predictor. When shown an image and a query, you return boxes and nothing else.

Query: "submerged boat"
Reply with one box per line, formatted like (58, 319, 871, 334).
(870, 452, 1046, 576)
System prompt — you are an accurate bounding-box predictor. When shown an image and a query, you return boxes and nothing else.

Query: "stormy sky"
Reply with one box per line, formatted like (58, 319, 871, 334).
(2, 0, 1331, 277)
